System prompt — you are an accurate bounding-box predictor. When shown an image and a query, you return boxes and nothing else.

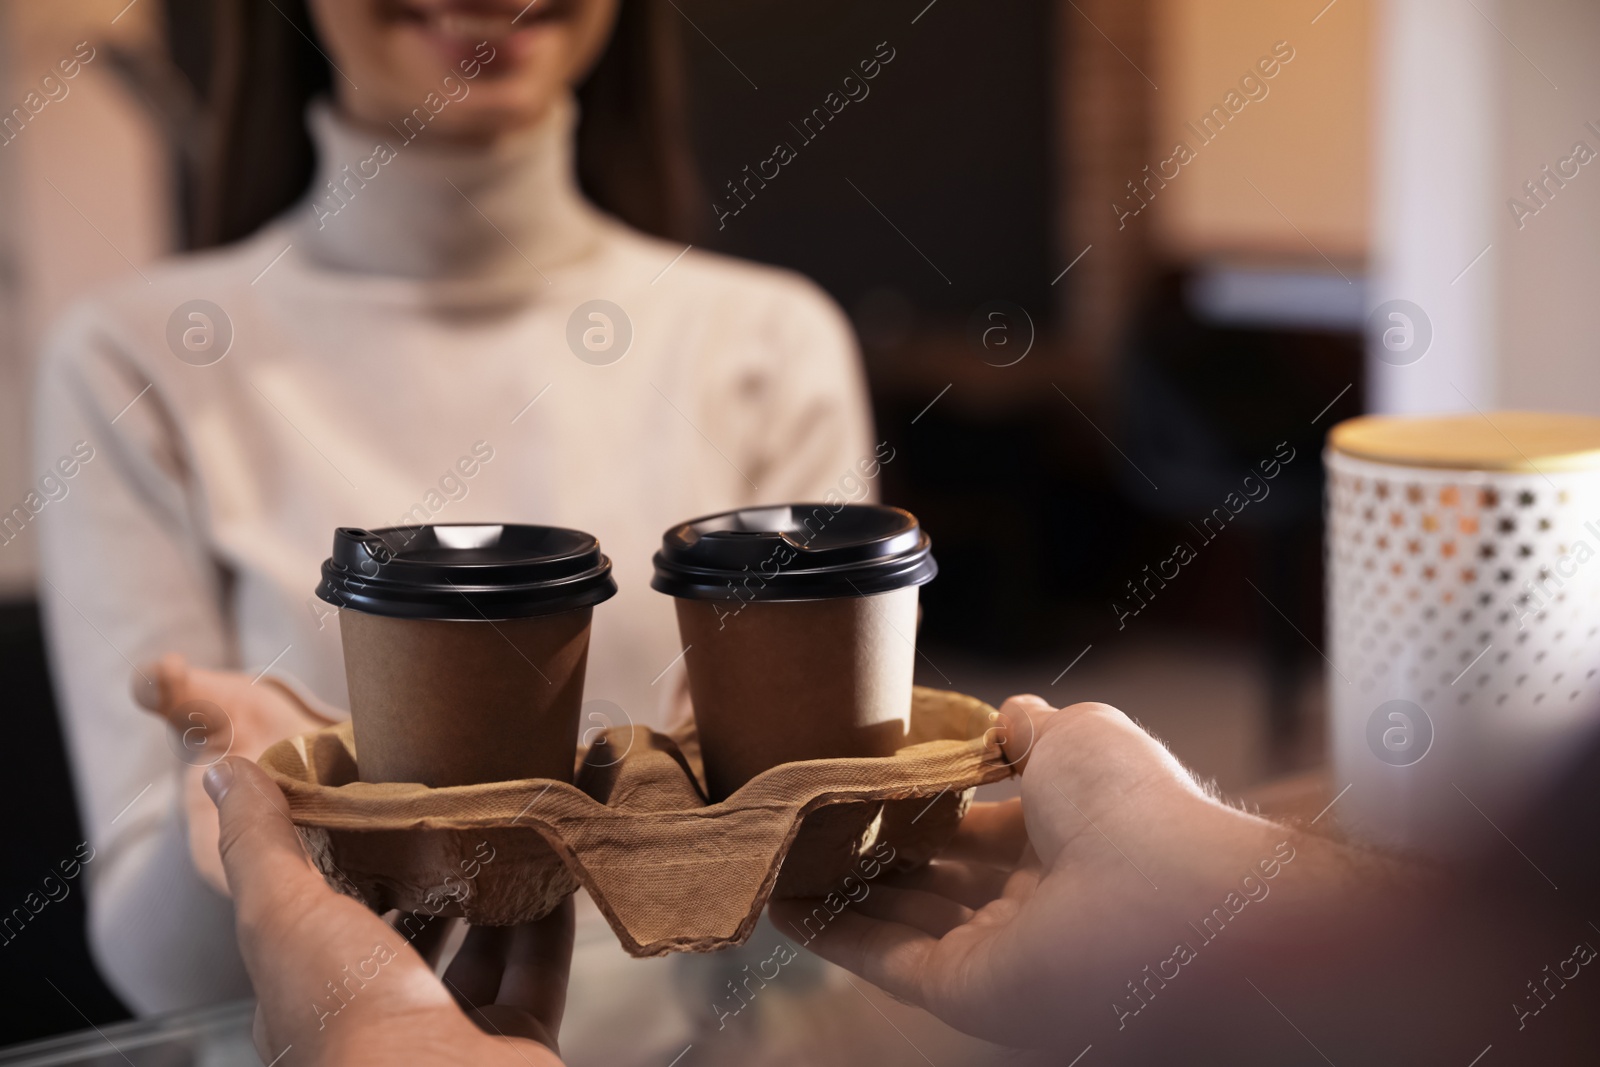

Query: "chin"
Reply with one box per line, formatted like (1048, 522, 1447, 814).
(431, 90, 564, 137)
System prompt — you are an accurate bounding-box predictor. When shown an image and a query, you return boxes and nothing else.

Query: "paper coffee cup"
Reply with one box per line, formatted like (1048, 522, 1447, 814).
(651, 504, 938, 801)
(316, 524, 616, 787)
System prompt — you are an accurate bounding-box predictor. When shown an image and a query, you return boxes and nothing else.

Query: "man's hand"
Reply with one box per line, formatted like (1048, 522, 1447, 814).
(134, 653, 334, 892)
(771, 696, 1384, 1049)
(205, 756, 570, 1066)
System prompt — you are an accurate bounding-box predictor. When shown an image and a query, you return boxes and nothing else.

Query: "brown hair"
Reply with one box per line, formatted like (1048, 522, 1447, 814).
(138, 0, 699, 250)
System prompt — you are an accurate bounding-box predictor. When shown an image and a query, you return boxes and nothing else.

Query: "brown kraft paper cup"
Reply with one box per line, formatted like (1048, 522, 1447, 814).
(652, 504, 938, 895)
(317, 524, 617, 788)
(674, 590, 918, 800)
(338, 607, 593, 787)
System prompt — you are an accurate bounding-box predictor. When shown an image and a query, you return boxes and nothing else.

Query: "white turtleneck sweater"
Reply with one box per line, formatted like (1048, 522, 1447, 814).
(32, 97, 871, 1048)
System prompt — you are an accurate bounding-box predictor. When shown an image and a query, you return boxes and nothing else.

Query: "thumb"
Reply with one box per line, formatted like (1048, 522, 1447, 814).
(203, 757, 324, 921)
(131, 653, 188, 716)
(203, 758, 457, 1058)
(991, 694, 1065, 775)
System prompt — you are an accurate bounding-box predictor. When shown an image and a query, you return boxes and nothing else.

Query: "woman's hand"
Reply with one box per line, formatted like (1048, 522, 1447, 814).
(133, 653, 334, 893)
(770, 696, 1390, 1049)
(205, 756, 570, 1066)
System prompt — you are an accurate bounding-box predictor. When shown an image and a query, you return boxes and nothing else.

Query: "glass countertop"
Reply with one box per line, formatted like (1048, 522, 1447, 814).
(0, 1000, 258, 1067)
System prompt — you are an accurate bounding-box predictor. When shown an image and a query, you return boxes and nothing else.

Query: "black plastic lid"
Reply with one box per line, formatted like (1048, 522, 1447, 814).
(650, 504, 937, 601)
(316, 524, 616, 621)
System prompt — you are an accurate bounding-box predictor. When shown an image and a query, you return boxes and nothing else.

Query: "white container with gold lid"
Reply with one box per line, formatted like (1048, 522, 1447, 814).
(1326, 412, 1600, 853)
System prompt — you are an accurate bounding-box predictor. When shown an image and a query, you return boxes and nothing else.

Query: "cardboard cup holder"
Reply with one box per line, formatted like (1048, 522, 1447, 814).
(260, 687, 1014, 957)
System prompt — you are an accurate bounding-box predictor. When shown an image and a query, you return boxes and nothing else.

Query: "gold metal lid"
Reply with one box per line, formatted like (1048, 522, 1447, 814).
(1329, 411, 1600, 472)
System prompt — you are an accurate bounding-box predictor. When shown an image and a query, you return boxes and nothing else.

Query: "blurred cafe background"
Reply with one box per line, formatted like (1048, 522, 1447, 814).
(3, 0, 1599, 1054)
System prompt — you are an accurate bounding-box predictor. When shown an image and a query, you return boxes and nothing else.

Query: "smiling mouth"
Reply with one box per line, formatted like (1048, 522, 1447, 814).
(390, 0, 574, 43)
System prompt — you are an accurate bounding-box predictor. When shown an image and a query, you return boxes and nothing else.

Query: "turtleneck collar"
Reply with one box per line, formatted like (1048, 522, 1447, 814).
(294, 95, 604, 283)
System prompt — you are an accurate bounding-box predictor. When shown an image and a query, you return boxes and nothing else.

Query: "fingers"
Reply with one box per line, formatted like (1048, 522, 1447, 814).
(850, 884, 973, 938)
(464, 1005, 561, 1051)
(767, 900, 936, 1007)
(944, 799, 1029, 868)
(135, 655, 239, 765)
(442, 900, 574, 1053)
(444, 924, 510, 1007)
(886, 859, 1013, 910)
(497, 897, 574, 1040)
(408, 914, 464, 972)
(260, 677, 339, 726)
